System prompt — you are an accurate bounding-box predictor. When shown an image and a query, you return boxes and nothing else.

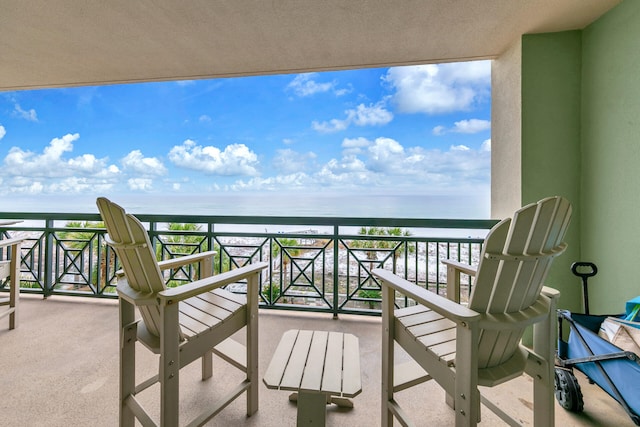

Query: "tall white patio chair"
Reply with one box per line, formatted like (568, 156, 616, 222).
(97, 197, 268, 427)
(0, 237, 23, 330)
(373, 196, 571, 426)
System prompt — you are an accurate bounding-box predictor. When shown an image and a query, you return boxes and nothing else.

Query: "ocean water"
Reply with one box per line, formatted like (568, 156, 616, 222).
(2, 192, 492, 239)
(136, 194, 490, 219)
(3, 192, 491, 219)
(126, 193, 492, 238)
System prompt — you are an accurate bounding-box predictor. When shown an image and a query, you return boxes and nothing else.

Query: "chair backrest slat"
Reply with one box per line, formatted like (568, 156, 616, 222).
(468, 218, 510, 311)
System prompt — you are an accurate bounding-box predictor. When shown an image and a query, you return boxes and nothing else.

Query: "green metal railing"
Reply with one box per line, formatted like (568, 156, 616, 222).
(0, 211, 497, 316)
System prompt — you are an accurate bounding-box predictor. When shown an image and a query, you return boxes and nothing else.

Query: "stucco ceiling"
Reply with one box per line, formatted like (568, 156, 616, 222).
(0, 0, 621, 91)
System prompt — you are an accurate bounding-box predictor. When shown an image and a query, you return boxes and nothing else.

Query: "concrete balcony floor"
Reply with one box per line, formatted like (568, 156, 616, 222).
(0, 295, 635, 426)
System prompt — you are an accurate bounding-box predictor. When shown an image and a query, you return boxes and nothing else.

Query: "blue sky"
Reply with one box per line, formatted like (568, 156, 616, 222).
(0, 61, 491, 212)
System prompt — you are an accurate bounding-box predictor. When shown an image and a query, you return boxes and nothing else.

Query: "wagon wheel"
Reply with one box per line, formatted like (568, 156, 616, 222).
(554, 367, 584, 412)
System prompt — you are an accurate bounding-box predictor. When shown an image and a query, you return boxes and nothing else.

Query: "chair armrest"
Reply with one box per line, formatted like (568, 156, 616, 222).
(157, 250, 217, 270)
(0, 238, 24, 248)
(441, 259, 477, 276)
(541, 286, 560, 300)
(159, 262, 268, 302)
(373, 268, 480, 324)
(441, 259, 477, 303)
(115, 250, 218, 283)
(117, 280, 159, 306)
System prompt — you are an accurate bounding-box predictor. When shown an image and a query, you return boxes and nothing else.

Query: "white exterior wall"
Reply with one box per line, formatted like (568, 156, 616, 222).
(491, 38, 522, 219)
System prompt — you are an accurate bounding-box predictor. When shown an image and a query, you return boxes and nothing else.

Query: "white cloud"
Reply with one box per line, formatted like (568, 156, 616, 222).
(231, 172, 313, 191)
(287, 73, 336, 97)
(199, 115, 211, 123)
(323, 156, 367, 174)
(452, 119, 491, 133)
(48, 177, 113, 193)
(168, 139, 259, 176)
(272, 149, 317, 173)
(367, 138, 405, 173)
(315, 157, 376, 188)
(13, 104, 38, 122)
(341, 137, 370, 155)
(28, 181, 45, 194)
(334, 84, 353, 97)
(342, 137, 370, 149)
(311, 136, 490, 192)
(3, 133, 119, 179)
(121, 150, 167, 176)
(198, 134, 491, 195)
(4, 176, 115, 195)
(0, 133, 121, 194)
(384, 61, 490, 114)
(128, 178, 153, 191)
(312, 101, 393, 133)
(432, 125, 446, 136)
(312, 118, 349, 133)
(433, 119, 491, 135)
(14, 180, 44, 194)
(0, 125, 5, 140)
(3, 177, 46, 194)
(349, 102, 394, 126)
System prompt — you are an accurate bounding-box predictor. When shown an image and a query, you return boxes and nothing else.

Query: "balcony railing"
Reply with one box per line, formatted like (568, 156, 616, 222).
(0, 211, 497, 316)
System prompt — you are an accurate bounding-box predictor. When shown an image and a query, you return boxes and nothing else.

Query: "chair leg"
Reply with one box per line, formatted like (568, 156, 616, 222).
(533, 297, 558, 427)
(160, 302, 181, 426)
(381, 285, 395, 427)
(455, 323, 479, 427)
(119, 300, 137, 427)
(246, 337, 258, 416)
(246, 272, 260, 416)
(202, 349, 213, 380)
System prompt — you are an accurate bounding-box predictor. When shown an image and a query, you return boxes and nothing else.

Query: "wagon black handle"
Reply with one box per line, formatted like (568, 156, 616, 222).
(571, 262, 598, 315)
(571, 262, 598, 278)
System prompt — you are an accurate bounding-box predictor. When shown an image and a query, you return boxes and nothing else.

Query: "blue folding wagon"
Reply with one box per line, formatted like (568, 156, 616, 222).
(555, 262, 640, 425)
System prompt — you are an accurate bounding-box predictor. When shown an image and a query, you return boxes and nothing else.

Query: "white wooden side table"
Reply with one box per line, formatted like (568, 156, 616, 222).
(263, 329, 362, 426)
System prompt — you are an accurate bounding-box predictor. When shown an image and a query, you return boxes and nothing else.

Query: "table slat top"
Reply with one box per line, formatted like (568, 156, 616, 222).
(263, 329, 362, 398)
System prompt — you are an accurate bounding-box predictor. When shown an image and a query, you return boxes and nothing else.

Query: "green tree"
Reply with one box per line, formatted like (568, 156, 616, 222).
(350, 226, 413, 261)
(160, 223, 206, 255)
(59, 221, 105, 248)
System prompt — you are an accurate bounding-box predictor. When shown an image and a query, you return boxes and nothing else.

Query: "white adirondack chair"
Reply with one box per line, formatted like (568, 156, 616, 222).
(373, 196, 571, 427)
(0, 237, 22, 330)
(96, 197, 268, 427)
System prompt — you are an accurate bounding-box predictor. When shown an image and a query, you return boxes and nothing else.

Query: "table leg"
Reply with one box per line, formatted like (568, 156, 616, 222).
(296, 391, 327, 426)
(329, 396, 354, 408)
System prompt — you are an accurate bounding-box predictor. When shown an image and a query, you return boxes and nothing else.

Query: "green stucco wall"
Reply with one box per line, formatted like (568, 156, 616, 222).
(517, 0, 640, 314)
(580, 0, 640, 313)
(521, 32, 583, 312)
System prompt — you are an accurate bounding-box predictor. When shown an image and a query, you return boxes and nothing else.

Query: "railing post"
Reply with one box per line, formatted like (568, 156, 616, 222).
(210, 223, 225, 274)
(333, 225, 339, 318)
(148, 220, 158, 259)
(43, 219, 54, 298)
